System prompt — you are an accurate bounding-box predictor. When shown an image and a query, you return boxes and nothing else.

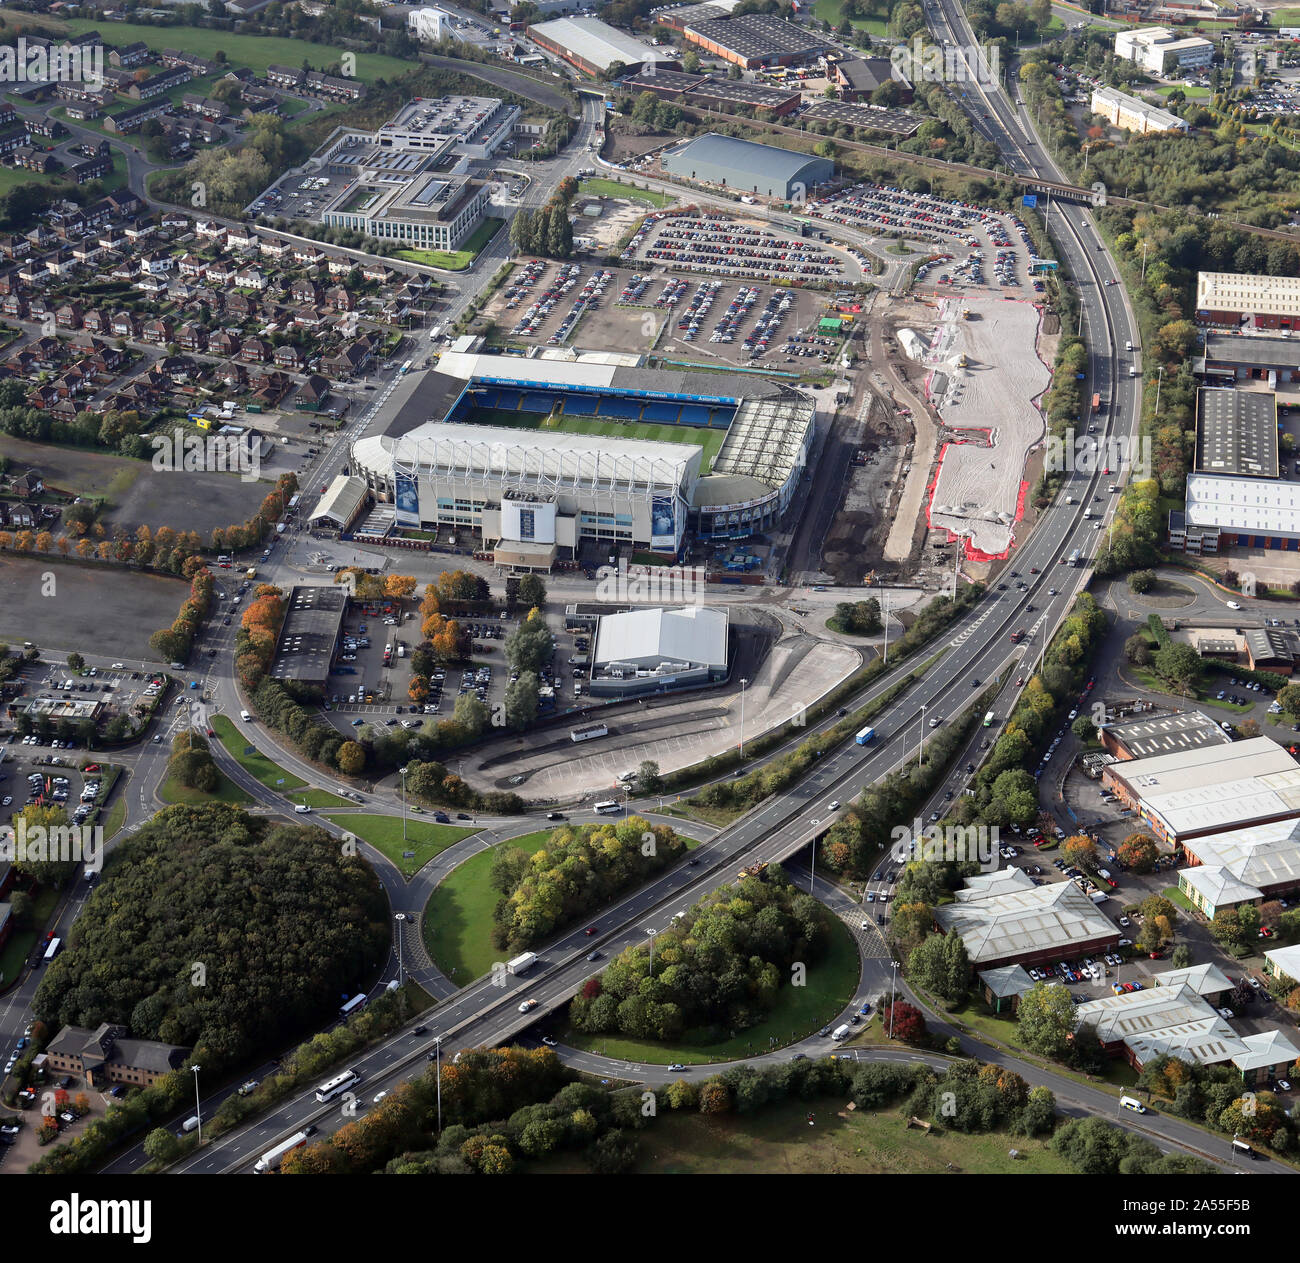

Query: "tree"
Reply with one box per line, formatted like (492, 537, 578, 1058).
(503, 672, 539, 731)
(1137, 894, 1178, 954)
(1017, 980, 1077, 1058)
(66, 653, 85, 673)
(1171, 943, 1193, 969)
(1127, 570, 1156, 594)
(1154, 643, 1201, 693)
(1237, 718, 1261, 739)
(1117, 832, 1158, 874)
(907, 930, 970, 1004)
(882, 1000, 925, 1041)
(637, 760, 663, 796)
(1124, 632, 1153, 666)
(143, 1127, 181, 1163)
(517, 573, 547, 609)
(1062, 835, 1098, 870)
(337, 741, 365, 776)
(1209, 908, 1249, 954)
(1071, 715, 1097, 742)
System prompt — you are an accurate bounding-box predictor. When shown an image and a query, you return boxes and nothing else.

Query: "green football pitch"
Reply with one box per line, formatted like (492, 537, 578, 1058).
(462, 408, 729, 474)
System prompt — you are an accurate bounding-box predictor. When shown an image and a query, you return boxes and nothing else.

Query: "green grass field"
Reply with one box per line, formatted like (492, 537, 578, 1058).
(531, 1095, 1074, 1173)
(0, 885, 58, 989)
(159, 765, 253, 808)
(209, 714, 349, 808)
(578, 178, 674, 208)
(62, 20, 411, 85)
(323, 812, 476, 878)
(462, 408, 729, 475)
(396, 217, 505, 272)
(810, 0, 891, 36)
(560, 912, 860, 1064)
(424, 829, 701, 983)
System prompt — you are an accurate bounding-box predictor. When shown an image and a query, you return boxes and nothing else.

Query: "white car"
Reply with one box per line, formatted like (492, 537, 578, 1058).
(518, 998, 538, 1013)
(372, 1090, 389, 1104)
(1226, 601, 1241, 611)
(827, 800, 840, 811)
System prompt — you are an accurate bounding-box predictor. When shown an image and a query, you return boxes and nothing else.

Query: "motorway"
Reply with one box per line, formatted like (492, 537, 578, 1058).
(4, 49, 1285, 1174)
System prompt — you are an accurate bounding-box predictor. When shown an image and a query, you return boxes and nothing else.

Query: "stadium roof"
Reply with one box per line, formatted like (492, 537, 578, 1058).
(663, 131, 832, 188)
(1106, 736, 1300, 839)
(706, 391, 814, 499)
(1185, 473, 1300, 537)
(355, 422, 699, 496)
(594, 606, 728, 670)
(1195, 387, 1277, 478)
(527, 16, 671, 72)
(434, 351, 782, 405)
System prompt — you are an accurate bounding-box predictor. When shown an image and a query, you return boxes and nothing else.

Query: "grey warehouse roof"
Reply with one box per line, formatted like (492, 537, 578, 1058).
(662, 131, 833, 187)
(1195, 386, 1278, 478)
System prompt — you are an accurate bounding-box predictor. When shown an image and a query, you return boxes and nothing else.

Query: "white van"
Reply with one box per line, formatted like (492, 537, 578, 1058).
(1119, 1096, 1146, 1114)
(1124, 340, 1133, 352)
(181, 1115, 200, 1133)
(240, 709, 252, 722)
(294, 804, 312, 814)
(831, 1023, 852, 1041)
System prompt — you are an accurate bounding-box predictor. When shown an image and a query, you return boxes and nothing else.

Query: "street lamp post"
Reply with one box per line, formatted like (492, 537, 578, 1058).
(400, 765, 408, 843)
(738, 677, 749, 757)
(395, 912, 406, 986)
(434, 1037, 442, 1133)
(191, 1065, 202, 1145)
(918, 704, 927, 767)
(881, 593, 890, 665)
(887, 961, 899, 1039)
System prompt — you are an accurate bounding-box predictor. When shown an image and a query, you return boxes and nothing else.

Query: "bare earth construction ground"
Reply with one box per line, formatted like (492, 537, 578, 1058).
(0, 554, 190, 659)
(0, 434, 279, 537)
(924, 297, 1050, 559)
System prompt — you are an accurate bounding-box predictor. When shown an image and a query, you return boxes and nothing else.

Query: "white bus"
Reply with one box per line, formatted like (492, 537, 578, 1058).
(315, 1069, 360, 1103)
(570, 722, 608, 743)
(254, 1131, 309, 1173)
(593, 800, 623, 815)
(43, 937, 61, 961)
(339, 994, 367, 1019)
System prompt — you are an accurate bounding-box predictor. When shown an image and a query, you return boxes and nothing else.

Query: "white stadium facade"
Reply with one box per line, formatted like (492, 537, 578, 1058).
(347, 351, 815, 565)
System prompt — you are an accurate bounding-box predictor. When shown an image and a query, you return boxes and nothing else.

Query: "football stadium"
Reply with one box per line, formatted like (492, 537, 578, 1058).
(347, 351, 815, 565)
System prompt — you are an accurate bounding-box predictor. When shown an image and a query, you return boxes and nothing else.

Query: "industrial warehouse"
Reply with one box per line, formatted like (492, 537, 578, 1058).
(661, 132, 835, 200)
(348, 352, 816, 561)
(525, 15, 677, 76)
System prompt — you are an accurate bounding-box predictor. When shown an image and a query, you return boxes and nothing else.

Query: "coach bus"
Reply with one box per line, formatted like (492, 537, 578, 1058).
(43, 937, 61, 962)
(571, 722, 609, 743)
(339, 993, 367, 1019)
(315, 1069, 361, 1103)
(593, 800, 623, 815)
(855, 726, 875, 745)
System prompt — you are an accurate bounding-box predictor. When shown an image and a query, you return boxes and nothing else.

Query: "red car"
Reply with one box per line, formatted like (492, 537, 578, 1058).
(584, 927, 597, 936)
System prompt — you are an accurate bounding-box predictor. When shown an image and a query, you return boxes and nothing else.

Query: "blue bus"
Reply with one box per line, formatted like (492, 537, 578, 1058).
(855, 726, 875, 746)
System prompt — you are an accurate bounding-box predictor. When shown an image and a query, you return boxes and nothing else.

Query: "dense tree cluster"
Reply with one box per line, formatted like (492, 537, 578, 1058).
(32, 804, 389, 1066)
(571, 866, 831, 1042)
(489, 818, 686, 951)
(1052, 1115, 1212, 1173)
(148, 566, 216, 664)
(252, 677, 353, 773)
(829, 599, 882, 636)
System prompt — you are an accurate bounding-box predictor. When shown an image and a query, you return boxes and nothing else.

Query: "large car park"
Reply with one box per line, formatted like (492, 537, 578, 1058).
(634, 214, 845, 281)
